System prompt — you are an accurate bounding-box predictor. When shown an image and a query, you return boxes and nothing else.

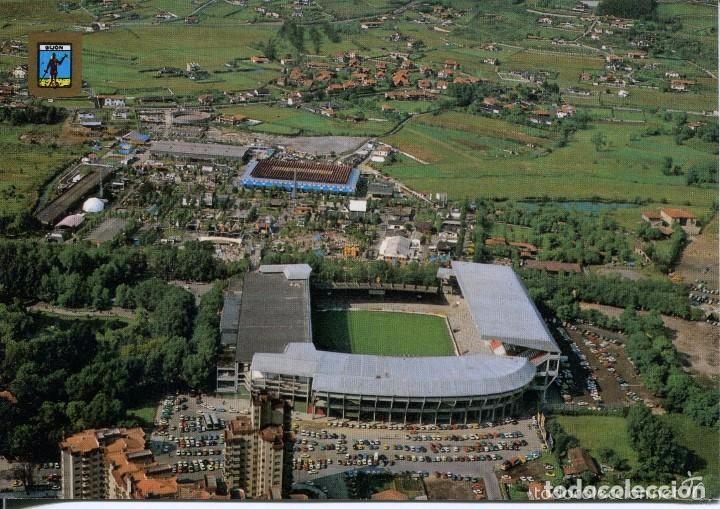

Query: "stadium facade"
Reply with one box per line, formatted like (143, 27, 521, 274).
(217, 261, 560, 424)
(240, 159, 360, 194)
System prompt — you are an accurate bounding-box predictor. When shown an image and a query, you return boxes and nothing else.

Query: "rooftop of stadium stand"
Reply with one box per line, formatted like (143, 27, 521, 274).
(234, 264, 312, 362)
(251, 343, 536, 398)
(249, 159, 354, 184)
(446, 261, 560, 353)
(149, 140, 251, 159)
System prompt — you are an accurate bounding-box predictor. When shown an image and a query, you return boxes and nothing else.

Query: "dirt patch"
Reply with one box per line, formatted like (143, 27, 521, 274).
(207, 127, 367, 155)
(674, 215, 718, 290)
(580, 302, 720, 379)
(424, 476, 479, 500)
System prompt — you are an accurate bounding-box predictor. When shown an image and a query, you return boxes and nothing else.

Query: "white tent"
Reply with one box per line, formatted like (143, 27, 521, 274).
(82, 197, 105, 213)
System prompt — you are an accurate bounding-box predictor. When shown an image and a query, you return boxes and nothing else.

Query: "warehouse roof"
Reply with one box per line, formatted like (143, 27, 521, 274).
(250, 343, 536, 397)
(234, 266, 312, 361)
(449, 261, 559, 353)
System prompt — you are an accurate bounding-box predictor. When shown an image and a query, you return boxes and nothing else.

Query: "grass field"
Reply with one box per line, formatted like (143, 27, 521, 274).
(662, 413, 720, 499)
(127, 404, 157, 426)
(382, 111, 718, 205)
(220, 104, 390, 136)
(0, 124, 86, 214)
(554, 415, 638, 467)
(312, 310, 455, 357)
(556, 413, 720, 498)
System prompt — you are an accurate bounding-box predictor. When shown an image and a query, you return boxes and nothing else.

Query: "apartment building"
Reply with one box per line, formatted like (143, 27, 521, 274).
(224, 394, 288, 499)
(60, 427, 177, 500)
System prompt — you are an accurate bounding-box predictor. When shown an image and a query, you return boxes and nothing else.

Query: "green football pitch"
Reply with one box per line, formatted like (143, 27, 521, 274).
(312, 310, 455, 357)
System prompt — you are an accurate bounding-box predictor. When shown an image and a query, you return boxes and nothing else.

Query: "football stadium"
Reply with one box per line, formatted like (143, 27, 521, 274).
(240, 159, 360, 194)
(216, 262, 560, 424)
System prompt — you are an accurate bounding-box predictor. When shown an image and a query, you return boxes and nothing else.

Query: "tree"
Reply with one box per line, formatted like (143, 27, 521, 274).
(309, 27, 322, 54)
(591, 131, 607, 152)
(597, 0, 657, 19)
(264, 38, 277, 61)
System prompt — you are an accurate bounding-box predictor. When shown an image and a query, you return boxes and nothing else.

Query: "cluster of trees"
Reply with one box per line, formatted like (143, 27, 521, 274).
(547, 405, 690, 486)
(0, 239, 230, 309)
(641, 224, 686, 273)
(619, 309, 718, 426)
(0, 211, 41, 237)
(520, 269, 695, 321)
(597, 0, 656, 19)
(626, 405, 689, 481)
(0, 104, 67, 125)
(546, 419, 578, 458)
(321, 21, 342, 43)
(279, 20, 306, 53)
(686, 161, 718, 186)
(497, 205, 633, 265)
(260, 251, 440, 287)
(0, 280, 225, 461)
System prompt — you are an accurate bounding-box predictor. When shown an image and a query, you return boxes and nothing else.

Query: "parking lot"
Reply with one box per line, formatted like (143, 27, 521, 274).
(148, 393, 250, 482)
(557, 321, 658, 409)
(288, 415, 546, 489)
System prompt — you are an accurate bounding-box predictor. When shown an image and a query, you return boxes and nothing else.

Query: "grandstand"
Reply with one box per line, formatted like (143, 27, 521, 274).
(217, 262, 561, 424)
(240, 159, 360, 194)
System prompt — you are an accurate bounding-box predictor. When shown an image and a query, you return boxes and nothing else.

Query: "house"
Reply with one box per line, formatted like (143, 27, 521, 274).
(670, 79, 695, 92)
(479, 97, 502, 114)
(253, 88, 270, 97)
(96, 95, 126, 108)
(626, 50, 647, 59)
(529, 109, 552, 125)
(392, 70, 410, 87)
(217, 113, 248, 126)
(315, 70, 334, 82)
(367, 181, 394, 198)
(320, 104, 337, 116)
(641, 210, 663, 228)
(348, 199, 367, 217)
(378, 235, 413, 262)
(286, 92, 303, 106)
(12, 65, 27, 79)
(556, 104, 576, 118)
(660, 208, 699, 234)
(289, 67, 304, 81)
(250, 55, 269, 64)
(381, 103, 395, 112)
(417, 79, 432, 90)
(444, 59, 459, 70)
(453, 76, 480, 85)
(343, 244, 360, 258)
(563, 447, 599, 478)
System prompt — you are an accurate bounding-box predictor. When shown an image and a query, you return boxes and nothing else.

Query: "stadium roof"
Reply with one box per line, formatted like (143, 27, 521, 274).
(149, 141, 250, 159)
(449, 261, 559, 353)
(259, 263, 312, 280)
(250, 159, 353, 184)
(251, 343, 536, 398)
(234, 266, 312, 361)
